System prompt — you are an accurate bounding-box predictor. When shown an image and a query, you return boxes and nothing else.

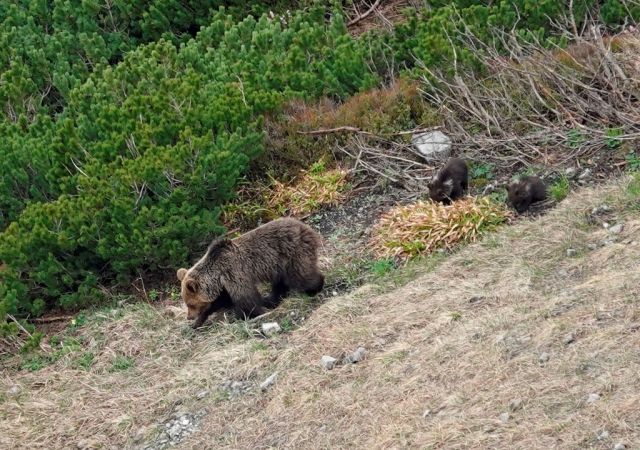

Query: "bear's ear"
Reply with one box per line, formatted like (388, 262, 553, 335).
(177, 268, 187, 281)
(185, 278, 199, 294)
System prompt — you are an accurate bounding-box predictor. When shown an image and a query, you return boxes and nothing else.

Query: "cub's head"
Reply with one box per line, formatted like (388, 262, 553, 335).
(506, 181, 531, 212)
(176, 268, 209, 320)
(428, 178, 454, 203)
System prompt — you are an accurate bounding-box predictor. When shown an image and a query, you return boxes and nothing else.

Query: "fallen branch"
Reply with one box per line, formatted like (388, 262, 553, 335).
(348, 0, 384, 27)
(31, 316, 74, 324)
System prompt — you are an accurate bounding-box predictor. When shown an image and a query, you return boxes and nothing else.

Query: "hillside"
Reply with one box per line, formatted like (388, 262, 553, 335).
(3, 176, 639, 449)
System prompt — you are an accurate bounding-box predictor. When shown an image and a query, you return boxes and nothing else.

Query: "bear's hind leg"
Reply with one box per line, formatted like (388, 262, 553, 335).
(230, 286, 268, 319)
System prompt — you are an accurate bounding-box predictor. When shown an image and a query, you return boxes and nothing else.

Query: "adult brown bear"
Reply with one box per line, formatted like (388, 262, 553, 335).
(177, 218, 324, 328)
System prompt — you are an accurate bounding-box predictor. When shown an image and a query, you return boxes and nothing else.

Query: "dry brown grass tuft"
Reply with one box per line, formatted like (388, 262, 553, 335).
(370, 197, 512, 259)
(266, 164, 350, 217)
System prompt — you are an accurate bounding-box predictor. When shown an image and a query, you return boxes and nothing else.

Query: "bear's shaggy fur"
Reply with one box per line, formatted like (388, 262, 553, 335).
(177, 218, 324, 328)
(507, 176, 547, 213)
(428, 157, 469, 204)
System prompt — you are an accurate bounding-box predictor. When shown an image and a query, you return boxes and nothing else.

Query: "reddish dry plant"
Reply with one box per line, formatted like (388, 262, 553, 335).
(370, 197, 512, 259)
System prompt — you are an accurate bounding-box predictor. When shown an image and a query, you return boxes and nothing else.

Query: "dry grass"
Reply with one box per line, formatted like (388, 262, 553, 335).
(370, 197, 512, 259)
(267, 165, 350, 217)
(3, 178, 640, 449)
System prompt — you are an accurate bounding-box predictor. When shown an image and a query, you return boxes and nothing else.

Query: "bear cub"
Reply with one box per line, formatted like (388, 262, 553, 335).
(177, 218, 324, 328)
(507, 176, 547, 213)
(428, 157, 469, 204)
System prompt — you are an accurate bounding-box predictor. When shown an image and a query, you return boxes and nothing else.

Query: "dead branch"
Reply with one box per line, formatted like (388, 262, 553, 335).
(348, 0, 384, 27)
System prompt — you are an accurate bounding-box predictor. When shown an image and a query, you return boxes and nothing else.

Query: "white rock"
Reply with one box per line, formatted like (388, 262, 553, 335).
(261, 322, 281, 336)
(566, 248, 577, 257)
(579, 168, 592, 180)
(6, 385, 21, 397)
(422, 409, 431, 418)
(597, 430, 610, 440)
(343, 347, 366, 364)
(509, 398, 523, 411)
(411, 130, 452, 161)
(608, 223, 624, 234)
(614, 442, 626, 450)
(499, 412, 510, 422)
(260, 372, 277, 391)
(565, 167, 578, 178)
(195, 389, 209, 400)
(563, 333, 576, 345)
(539, 352, 550, 363)
(320, 355, 338, 370)
(587, 393, 600, 403)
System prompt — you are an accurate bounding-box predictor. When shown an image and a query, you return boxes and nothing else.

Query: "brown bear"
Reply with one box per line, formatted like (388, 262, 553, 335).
(428, 157, 469, 204)
(506, 176, 547, 213)
(176, 217, 324, 328)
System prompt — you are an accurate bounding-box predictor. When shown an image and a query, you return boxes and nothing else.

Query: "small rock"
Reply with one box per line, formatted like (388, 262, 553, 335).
(539, 352, 550, 363)
(195, 389, 209, 400)
(565, 167, 578, 178)
(468, 295, 485, 304)
(587, 393, 600, 404)
(563, 333, 576, 345)
(332, 290, 338, 297)
(597, 430, 610, 440)
(578, 168, 592, 182)
(343, 347, 366, 364)
(261, 322, 281, 336)
(320, 355, 338, 370)
(614, 443, 626, 450)
(592, 204, 611, 215)
(508, 398, 523, 411)
(180, 417, 190, 426)
(260, 372, 277, 391)
(412, 130, 452, 161)
(566, 248, 577, 257)
(608, 223, 624, 235)
(587, 243, 598, 250)
(422, 409, 431, 418)
(499, 412, 510, 423)
(6, 385, 21, 397)
(76, 439, 100, 449)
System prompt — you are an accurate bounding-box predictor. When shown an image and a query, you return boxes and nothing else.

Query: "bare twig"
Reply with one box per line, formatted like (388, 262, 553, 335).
(348, 0, 383, 27)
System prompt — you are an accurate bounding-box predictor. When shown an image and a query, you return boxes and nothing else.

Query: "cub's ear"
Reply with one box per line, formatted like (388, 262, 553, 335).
(177, 268, 188, 282)
(185, 278, 199, 294)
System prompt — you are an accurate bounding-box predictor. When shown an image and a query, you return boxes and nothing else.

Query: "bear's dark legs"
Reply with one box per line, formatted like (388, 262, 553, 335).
(263, 279, 290, 308)
(231, 286, 268, 319)
(303, 272, 324, 297)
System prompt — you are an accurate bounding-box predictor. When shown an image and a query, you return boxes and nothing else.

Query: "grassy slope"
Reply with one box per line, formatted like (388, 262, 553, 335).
(2, 177, 640, 449)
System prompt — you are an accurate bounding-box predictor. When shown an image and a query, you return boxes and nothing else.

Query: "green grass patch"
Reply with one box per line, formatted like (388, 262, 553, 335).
(549, 176, 570, 201)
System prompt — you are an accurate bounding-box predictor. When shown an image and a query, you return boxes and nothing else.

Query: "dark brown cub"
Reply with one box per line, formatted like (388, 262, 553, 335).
(506, 176, 547, 213)
(428, 157, 469, 204)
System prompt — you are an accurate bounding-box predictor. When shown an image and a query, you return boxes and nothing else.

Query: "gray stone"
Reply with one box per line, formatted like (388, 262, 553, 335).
(422, 409, 431, 418)
(508, 398, 523, 411)
(261, 322, 281, 336)
(608, 223, 624, 234)
(592, 204, 612, 215)
(260, 372, 277, 391)
(578, 168, 592, 181)
(320, 355, 338, 370)
(565, 167, 578, 178)
(195, 389, 209, 400)
(563, 333, 576, 345)
(411, 130, 452, 161)
(6, 385, 21, 397)
(613, 443, 626, 450)
(539, 352, 550, 363)
(597, 430, 610, 440)
(587, 393, 600, 404)
(566, 248, 577, 257)
(343, 347, 366, 364)
(499, 412, 510, 423)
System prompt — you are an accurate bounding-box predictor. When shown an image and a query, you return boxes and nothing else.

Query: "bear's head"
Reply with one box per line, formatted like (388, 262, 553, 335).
(428, 178, 454, 203)
(176, 268, 210, 320)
